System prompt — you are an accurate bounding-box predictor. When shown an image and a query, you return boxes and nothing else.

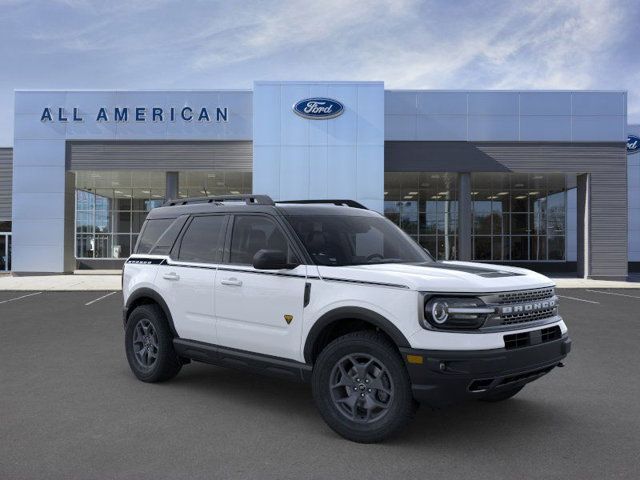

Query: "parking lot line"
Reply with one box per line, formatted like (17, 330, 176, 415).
(84, 291, 118, 306)
(557, 294, 600, 304)
(585, 289, 640, 300)
(0, 291, 43, 305)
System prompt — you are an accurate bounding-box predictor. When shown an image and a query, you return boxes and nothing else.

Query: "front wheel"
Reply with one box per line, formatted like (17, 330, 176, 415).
(312, 331, 417, 443)
(125, 304, 182, 383)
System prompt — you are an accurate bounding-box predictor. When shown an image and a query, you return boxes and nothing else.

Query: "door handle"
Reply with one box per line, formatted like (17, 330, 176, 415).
(221, 277, 243, 286)
(163, 272, 180, 281)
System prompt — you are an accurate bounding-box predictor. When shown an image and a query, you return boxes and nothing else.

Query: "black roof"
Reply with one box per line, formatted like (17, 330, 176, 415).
(147, 195, 379, 220)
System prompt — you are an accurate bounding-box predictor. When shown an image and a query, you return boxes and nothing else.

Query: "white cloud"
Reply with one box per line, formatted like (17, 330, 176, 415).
(0, 0, 638, 145)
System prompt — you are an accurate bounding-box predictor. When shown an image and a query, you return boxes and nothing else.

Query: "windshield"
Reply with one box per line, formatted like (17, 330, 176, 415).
(285, 214, 433, 266)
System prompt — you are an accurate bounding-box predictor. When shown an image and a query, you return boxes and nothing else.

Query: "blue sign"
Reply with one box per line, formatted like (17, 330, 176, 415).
(293, 98, 344, 119)
(628, 135, 640, 154)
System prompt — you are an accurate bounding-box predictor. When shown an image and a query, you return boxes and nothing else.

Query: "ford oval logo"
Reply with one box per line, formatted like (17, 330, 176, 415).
(293, 97, 344, 119)
(628, 135, 640, 154)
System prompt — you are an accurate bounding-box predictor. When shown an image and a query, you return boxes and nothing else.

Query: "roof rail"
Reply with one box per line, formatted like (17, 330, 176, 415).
(276, 199, 368, 210)
(163, 194, 275, 207)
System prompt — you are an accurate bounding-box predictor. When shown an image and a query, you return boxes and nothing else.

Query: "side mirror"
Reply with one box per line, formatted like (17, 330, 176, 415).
(252, 249, 296, 270)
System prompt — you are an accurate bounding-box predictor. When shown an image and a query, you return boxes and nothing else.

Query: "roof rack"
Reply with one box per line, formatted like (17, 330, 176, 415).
(276, 199, 368, 210)
(163, 194, 275, 207)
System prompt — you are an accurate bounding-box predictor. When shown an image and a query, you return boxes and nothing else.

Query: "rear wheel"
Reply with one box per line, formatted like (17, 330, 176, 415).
(479, 385, 524, 402)
(125, 304, 182, 383)
(312, 331, 417, 443)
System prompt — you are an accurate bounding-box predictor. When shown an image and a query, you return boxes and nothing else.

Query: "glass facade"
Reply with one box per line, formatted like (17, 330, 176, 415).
(0, 234, 10, 271)
(384, 172, 568, 262)
(471, 173, 566, 261)
(75, 170, 251, 259)
(75, 169, 566, 263)
(384, 173, 458, 260)
(75, 171, 167, 259)
(178, 171, 252, 198)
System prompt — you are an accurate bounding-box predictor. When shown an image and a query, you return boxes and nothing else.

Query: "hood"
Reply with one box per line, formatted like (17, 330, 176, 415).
(316, 261, 554, 293)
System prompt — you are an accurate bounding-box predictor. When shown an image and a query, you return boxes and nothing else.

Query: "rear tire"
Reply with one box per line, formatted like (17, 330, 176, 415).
(125, 304, 182, 383)
(312, 331, 417, 443)
(479, 385, 524, 402)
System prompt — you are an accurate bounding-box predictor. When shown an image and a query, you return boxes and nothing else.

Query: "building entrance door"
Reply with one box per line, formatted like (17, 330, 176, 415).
(0, 233, 11, 271)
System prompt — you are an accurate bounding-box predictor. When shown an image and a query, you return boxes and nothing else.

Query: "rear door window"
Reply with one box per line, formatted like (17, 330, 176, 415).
(176, 215, 227, 264)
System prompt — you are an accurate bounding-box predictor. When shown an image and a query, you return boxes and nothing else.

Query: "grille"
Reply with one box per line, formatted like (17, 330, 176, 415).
(541, 325, 562, 342)
(504, 325, 563, 350)
(504, 332, 530, 350)
(497, 287, 555, 305)
(496, 287, 557, 326)
(501, 307, 557, 325)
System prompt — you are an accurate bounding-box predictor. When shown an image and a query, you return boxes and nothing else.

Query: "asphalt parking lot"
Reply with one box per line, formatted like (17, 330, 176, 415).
(1, 289, 639, 479)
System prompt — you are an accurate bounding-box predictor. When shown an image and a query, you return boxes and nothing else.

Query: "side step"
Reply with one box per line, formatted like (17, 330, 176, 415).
(173, 338, 312, 383)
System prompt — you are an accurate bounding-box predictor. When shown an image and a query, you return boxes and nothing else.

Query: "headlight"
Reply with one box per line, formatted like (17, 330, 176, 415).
(422, 296, 495, 330)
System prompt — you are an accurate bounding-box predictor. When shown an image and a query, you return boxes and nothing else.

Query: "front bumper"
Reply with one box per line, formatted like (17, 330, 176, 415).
(400, 334, 571, 407)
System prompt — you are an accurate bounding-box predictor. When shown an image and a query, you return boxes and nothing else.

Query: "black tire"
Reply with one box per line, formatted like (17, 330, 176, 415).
(125, 304, 182, 383)
(312, 331, 417, 443)
(479, 385, 524, 402)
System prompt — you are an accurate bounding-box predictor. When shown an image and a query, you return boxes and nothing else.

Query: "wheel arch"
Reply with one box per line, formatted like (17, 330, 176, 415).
(303, 307, 411, 364)
(124, 288, 178, 338)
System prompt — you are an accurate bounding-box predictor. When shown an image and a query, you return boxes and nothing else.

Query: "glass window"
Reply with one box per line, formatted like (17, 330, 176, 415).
(286, 214, 432, 266)
(383, 172, 458, 260)
(75, 171, 168, 259)
(229, 216, 293, 265)
(136, 218, 174, 254)
(178, 215, 227, 264)
(510, 236, 528, 260)
(548, 236, 565, 260)
(114, 235, 131, 258)
(470, 173, 568, 262)
(474, 236, 491, 260)
(178, 171, 252, 198)
(149, 217, 188, 255)
(75, 170, 253, 259)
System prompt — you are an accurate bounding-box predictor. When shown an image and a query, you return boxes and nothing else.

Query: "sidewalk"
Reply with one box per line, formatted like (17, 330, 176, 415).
(1, 271, 639, 291)
(0, 272, 122, 291)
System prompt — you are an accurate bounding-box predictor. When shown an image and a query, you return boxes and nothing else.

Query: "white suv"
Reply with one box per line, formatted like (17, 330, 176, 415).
(122, 195, 571, 443)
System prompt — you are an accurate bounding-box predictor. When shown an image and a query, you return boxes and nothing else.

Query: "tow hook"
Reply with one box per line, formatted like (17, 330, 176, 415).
(557, 362, 565, 368)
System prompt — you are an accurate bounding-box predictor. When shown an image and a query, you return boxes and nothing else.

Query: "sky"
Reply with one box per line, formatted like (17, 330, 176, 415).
(0, 0, 639, 146)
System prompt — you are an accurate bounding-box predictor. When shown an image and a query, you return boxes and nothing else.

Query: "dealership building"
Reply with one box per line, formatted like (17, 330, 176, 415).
(0, 81, 638, 279)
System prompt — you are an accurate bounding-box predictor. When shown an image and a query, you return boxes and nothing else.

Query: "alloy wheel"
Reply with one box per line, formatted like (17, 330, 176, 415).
(132, 319, 159, 368)
(329, 353, 394, 423)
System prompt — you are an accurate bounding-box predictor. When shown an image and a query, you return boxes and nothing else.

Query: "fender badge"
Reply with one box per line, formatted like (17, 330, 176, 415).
(284, 314, 294, 325)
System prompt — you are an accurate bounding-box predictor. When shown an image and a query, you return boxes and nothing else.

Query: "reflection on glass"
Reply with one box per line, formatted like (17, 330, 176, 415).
(384, 173, 458, 260)
(471, 173, 568, 261)
(75, 170, 252, 259)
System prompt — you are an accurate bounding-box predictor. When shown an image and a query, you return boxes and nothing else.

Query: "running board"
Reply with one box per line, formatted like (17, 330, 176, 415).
(173, 338, 312, 383)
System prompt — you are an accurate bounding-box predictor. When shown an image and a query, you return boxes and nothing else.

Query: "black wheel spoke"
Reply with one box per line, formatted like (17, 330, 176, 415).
(330, 353, 394, 424)
(368, 375, 392, 395)
(131, 319, 158, 368)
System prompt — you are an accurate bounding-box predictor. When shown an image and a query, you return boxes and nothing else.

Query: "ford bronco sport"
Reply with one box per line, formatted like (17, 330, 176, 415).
(122, 195, 571, 443)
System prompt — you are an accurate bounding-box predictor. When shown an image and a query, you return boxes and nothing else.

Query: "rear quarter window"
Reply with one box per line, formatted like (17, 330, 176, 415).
(135, 218, 176, 254)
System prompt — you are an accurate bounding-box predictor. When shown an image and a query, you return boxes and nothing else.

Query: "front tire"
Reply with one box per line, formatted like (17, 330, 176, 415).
(125, 304, 182, 383)
(312, 331, 417, 443)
